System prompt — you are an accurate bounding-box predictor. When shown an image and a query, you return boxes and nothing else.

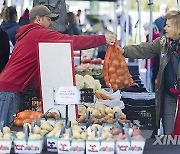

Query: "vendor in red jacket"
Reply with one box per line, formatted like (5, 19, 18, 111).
(0, 5, 116, 126)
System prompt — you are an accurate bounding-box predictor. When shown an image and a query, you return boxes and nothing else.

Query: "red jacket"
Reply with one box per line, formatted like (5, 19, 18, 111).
(0, 23, 106, 92)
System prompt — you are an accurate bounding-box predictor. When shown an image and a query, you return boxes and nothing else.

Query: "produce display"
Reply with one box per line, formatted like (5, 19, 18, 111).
(8, 73, 145, 154)
(94, 89, 112, 100)
(77, 104, 128, 124)
(75, 74, 101, 91)
(2, 105, 145, 154)
(81, 57, 103, 65)
(46, 122, 63, 138)
(41, 111, 61, 120)
(0, 126, 11, 139)
(78, 104, 126, 117)
(75, 63, 103, 76)
(13, 110, 43, 126)
(103, 42, 134, 90)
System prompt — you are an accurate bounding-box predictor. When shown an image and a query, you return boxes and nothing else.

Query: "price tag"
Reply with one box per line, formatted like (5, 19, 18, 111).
(55, 86, 80, 105)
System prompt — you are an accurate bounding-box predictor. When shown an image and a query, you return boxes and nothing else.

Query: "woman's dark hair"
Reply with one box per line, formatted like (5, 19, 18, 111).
(4, 6, 17, 21)
(24, 8, 29, 13)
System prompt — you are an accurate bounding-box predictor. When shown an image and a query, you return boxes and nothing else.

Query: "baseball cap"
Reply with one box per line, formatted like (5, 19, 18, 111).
(29, 5, 59, 21)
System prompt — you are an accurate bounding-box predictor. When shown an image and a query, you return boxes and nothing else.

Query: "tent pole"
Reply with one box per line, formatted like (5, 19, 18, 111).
(147, 0, 153, 92)
(138, 0, 142, 43)
(125, 0, 129, 45)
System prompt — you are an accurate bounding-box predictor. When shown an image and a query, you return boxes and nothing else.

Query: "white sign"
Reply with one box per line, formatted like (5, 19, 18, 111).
(55, 86, 80, 105)
(38, 41, 77, 120)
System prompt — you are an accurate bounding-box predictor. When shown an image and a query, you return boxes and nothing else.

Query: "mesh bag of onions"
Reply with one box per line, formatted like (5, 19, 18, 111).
(103, 42, 134, 90)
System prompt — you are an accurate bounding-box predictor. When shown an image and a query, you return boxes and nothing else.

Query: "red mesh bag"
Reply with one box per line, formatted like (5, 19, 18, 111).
(103, 42, 134, 90)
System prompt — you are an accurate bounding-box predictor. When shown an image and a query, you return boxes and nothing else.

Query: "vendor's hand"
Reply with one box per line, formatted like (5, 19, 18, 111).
(105, 34, 116, 45)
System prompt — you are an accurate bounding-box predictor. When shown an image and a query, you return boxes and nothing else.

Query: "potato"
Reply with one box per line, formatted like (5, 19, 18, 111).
(102, 133, 109, 140)
(71, 120, 78, 126)
(81, 132, 87, 140)
(132, 134, 144, 139)
(0, 132, 3, 137)
(106, 118, 115, 124)
(103, 127, 110, 133)
(41, 123, 53, 131)
(72, 125, 82, 133)
(54, 121, 62, 128)
(113, 106, 123, 116)
(72, 131, 81, 140)
(94, 103, 102, 109)
(99, 109, 106, 116)
(46, 112, 53, 118)
(111, 127, 122, 135)
(92, 109, 100, 117)
(132, 129, 142, 136)
(40, 129, 48, 136)
(86, 107, 93, 113)
(16, 132, 25, 139)
(104, 107, 113, 115)
(55, 131, 60, 138)
(3, 133, 11, 139)
(132, 125, 138, 130)
(115, 133, 126, 140)
(29, 134, 42, 140)
(3, 126, 11, 134)
(47, 131, 56, 137)
(34, 125, 41, 134)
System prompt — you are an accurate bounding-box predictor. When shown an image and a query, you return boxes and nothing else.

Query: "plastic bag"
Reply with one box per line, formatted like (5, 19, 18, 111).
(103, 42, 134, 90)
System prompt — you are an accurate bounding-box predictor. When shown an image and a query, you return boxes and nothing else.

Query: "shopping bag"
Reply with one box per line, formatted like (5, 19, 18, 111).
(103, 41, 134, 90)
(170, 88, 180, 135)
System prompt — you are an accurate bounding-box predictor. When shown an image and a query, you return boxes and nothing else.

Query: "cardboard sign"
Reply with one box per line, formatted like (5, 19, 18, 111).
(55, 86, 80, 105)
(38, 41, 77, 120)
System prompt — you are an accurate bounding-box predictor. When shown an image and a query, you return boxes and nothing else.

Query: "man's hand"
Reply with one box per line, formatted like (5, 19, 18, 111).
(105, 34, 116, 45)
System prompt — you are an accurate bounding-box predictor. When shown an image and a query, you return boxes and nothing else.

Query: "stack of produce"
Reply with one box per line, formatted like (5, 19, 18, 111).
(0, 126, 11, 140)
(75, 74, 101, 91)
(13, 110, 43, 126)
(77, 104, 129, 124)
(75, 63, 103, 76)
(103, 43, 134, 90)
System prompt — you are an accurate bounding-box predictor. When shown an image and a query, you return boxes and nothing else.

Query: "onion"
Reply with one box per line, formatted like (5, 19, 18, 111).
(123, 80, 129, 86)
(109, 66, 116, 74)
(116, 79, 121, 84)
(110, 78, 116, 84)
(116, 69, 124, 75)
(112, 83, 119, 90)
(120, 61, 126, 67)
(118, 76, 124, 81)
(110, 73, 117, 80)
(111, 59, 120, 68)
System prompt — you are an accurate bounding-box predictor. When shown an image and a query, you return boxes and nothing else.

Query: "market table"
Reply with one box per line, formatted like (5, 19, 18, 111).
(9, 138, 180, 154)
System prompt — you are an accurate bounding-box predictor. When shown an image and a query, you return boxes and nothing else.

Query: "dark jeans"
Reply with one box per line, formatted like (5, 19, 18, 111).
(163, 93, 177, 135)
(0, 91, 22, 126)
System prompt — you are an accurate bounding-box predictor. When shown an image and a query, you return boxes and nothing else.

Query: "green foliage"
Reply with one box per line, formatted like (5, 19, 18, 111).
(129, 0, 178, 11)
